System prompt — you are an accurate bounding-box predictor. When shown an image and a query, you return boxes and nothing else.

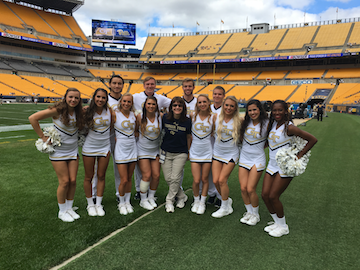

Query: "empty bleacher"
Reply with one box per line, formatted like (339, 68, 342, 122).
(226, 85, 264, 100)
(253, 85, 297, 101)
(21, 76, 68, 95)
(287, 83, 334, 103)
(55, 80, 94, 97)
(168, 35, 205, 55)
(155, 85, 179, 96)
(257, 70, 288, 80)
(197, 33, 231, 54)
(142, 72, 177, 80)
(167, 85, 205, 99)
(277, 26, 318, 50)
(224, 71, 260, 81)
(6, 59, 43, 73)
(329, 83, 360, 104)
(347, 22, 360, 45)
(88, 69, 143, 80)
(61, 66, 91, 77)
(219, 32, 256, 54)
(60, 15, 88, 42)
(0, 1, 24, 29)
(37, 10, 74, 39)
(172, 73, 204, 81)
(195, 84, 233, 99)
(325, 68, 360, 79)
(313, 23, 352, 47)
(152, 36, 182, 56)
(286, 69, 326, 79)
(251, 29, 287, 52)
(36, 63, 72, 76)
(199, 72, 230, 81)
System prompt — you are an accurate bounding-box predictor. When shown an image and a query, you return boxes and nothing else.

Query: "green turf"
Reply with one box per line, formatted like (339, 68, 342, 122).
(0, 109, 359, 270)
(0, 103, 51, 126)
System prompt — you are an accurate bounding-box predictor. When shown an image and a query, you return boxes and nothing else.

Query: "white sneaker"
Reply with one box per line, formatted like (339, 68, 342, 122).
(191, 201, 200, 213)
(140, 199, 154, 210)
(211, 207, 233, 218)
(87, 205, 97, 216)
(126, 203, 134, 213)
(264, 222, 278, 232)
(58, 211, 74, 222)
(148, 198, 157, 208)
(196, 203, 206, 215)
(67, 208, 80, 219)
(165, 203, 174, 213)
(176, 194, 188, 208)
(246, 214, 260, 226)
(118, 203, 128, 215)
(96, 205, 105, 216)
(269, 224, 289, 237)
(240, 212, 252, 224)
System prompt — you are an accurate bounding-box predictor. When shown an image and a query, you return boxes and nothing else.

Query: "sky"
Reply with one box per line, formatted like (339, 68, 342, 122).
(73, 0, 360, 50)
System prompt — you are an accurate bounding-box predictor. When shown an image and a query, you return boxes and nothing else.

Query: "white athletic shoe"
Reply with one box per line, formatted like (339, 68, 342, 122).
(165, 203, 174, 213)
(58, 211, 74, 222)
(67, 208, 80, 220)
(269, 224, 289, 237)
(191, 201, 200, 213)
(96, 205, 105, 216)
(196, 203, 206, 215)
(240, 212, 252, 224)
(125, 203, 134, 213)
(87, 205, 97, 217)
(212, 198, 233, 218)
(140, 199, 154, 210)
(148, 198, 157, 208)
(176, 194, 188, 208)
(118, 203, 128, 215)
(246, 214, 260, 226)
(264, 222, 278, 233)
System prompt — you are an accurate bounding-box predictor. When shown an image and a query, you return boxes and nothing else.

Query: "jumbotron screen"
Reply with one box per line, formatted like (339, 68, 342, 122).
(92, 19, 136, 45)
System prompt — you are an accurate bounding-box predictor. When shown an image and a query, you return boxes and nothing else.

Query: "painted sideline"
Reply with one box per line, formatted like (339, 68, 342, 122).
(0, 123, 52, 132)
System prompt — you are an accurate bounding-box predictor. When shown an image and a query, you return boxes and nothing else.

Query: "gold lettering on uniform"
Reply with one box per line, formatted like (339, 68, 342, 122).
(94, 117, 109, 126)
(121, 120, 135, 130)
(146, 125, 160, 135)
(195, 123, 209, 133)
(246, 127, 259, 139)
(69, 118, 76, 127)
(222, 125, 232, 136)
(268, 131, 280, 143)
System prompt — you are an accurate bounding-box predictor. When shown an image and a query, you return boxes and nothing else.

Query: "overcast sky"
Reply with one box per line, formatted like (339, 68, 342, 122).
(73, 0, 360, 50)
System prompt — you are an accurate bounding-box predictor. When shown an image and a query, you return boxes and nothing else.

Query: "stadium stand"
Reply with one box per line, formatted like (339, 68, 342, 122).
(329, 83, 360, 104)
(4, 30, 38, 39)
(226, 85, 264, 100)
(167, 85, 205, 99)
(197, 33, 231, 54)
(199, 72, 230, 81)
(172, 73, 204, 81)
(251, 29, 287, 52)
(88, 69, 143, 80)
(55, 80, 94, 97)
(168, 35, 206, 55)
(0, 82, 31, 96)
(219, 32, 256, 54)
(325, 68, 360, 79)
(257, 70, 288, 80)
(142, 72, 177, 80)
(35, 63, 72, 76)
(286, 69, 326, 79)
(0, 1, 25, 29)
(307, 49, 342, 55)
(253, 85, 297, 101)
(61, 66, 91, 77)
(37, 10, 74, 39)
(313, 23, 352, 47)
(277, 26, 318, 50)
(0, 60, 13, 71)
(127, 83, 145, 94)
(60, 15, 88, 42)
(195, 84, 233, 99)
(21, 75, 68, 95)
(5, 59, 43, 73)
(287, 83, 335, 103)
(347, 22, 360, 45)
(152, 36, 183, 56)
(154, 85, 179, 96)
(224, 71, 260, 81)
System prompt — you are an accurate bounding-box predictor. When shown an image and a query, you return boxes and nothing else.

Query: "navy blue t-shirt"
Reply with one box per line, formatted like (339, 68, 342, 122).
(161, 114, 191, 153)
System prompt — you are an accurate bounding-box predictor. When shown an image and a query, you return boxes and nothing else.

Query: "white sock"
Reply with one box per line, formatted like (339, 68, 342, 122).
(140, 192, 147, 201)
(245, 204, 253, 214)
(66, 199, 74, 210)
(252, 205, 259, 215)
(193, 195, 200, 203)
(271, 213, 278, 223)
(148, 189, 156, 199)
(125, 192, 131, 203)
(96, 196, 103, 206)
(221, 199, 228, 209)
(119, 195, 125, 204)
(200, 195, 206, 204)
(86, 197, 94, 206)
(277, 216, 287, 227)
(58, 203, 67, 213)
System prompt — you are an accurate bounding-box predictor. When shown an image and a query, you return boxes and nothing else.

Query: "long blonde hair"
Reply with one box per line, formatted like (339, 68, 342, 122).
(216, 96, 241, 143)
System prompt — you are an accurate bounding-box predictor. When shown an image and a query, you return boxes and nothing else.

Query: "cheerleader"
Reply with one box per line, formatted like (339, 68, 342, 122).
(137, 96, 162, 210)
(212, 96, 241, 218)
(262, 100, 317, 237)
(161, 97, 192, 213)
(238, 99, 268, 225)
(29, 88, 84, 222)
(189, 94, 215, 215)
(114, 93, 138, 215)
(82, 88, 114, 217)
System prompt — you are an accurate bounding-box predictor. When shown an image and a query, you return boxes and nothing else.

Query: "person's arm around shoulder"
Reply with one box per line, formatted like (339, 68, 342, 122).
(287, 124, 317, 159)
(29, 107, 59, 142)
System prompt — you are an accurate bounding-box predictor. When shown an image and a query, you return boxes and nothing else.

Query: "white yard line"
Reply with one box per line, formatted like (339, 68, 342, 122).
(0, 135, 25, 140)
(0, 123, 52, 132)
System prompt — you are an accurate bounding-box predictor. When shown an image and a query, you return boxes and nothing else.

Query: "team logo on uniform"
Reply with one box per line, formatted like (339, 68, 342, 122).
(121, 120, 135, 130)
(268, 132, 280, 143)
(245, 127, 260, 139)
(194, 122, 209, 133)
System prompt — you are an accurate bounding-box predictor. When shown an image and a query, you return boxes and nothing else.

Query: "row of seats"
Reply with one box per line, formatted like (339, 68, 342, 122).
(0, 1, 88, 47)
(88, 68, 360, 81)
(141, 21, 360, 60)
(1, 73, 359, 104)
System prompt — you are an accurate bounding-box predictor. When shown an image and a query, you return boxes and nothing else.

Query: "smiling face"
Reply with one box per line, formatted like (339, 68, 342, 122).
(197, 96, 210, 112)
(212, 88, 225, 104)
(172, 101, 183, 116)
(120, 95, 133, 112)
(272, 102, 287, 122)
(94, 90, 107, 109)
(65, 90, 80, 108)
(109, 77, 123, 95)
(144, 78, 156, 96)
(247, 104, 260, 121)
(223, 98, 237, 116)
(182, 81, 194, 98)
(145, 98, 157, 113)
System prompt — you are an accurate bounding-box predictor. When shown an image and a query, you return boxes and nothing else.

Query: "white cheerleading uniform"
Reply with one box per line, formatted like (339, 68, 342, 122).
(50, 113, 78, 161)
(108, 94, 120, 150)
(190, 114, 214, 162)
(137, 113, 162, 160)
(239, 119, 269, 171)
(210, 104, 222, 115)
(266, 121, 293, 177)
(114, 110, 137, 164)
(133, 91, 171, 113)
(184, 97, 197, 117)
(82, 108, 111, 157)
(213, 117, 239, 164)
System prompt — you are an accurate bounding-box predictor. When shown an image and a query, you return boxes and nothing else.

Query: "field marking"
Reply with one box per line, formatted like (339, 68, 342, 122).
(0, 141, 10, 144)
(19, 139, 34, 142)
(51, 189, 192, 270)
(0, 123, 52, 132)
(0, 135, 26, 140)
(0, 116, 28, 121)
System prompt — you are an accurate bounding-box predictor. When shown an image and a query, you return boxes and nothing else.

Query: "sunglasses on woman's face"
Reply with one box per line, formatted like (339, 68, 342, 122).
(172, 104, 182, 107)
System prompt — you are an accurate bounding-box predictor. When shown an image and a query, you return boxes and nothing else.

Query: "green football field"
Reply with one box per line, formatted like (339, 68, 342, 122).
(0, 103, 359, 270)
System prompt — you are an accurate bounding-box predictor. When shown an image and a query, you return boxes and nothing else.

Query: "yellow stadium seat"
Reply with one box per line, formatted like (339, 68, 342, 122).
(61, 15, 88, 41)
(152, 36, 183, 56)
(195, 84, 233, 100)
(286, 69, 326, 79)
(287, 83, 335, 103)
(278, 26, 318, 50)
(37, 10, 74, 39)
(325, 68, 360, 79)
(329, 83, 360, 104)
(257, 71, 288, 80)
(168, 35, 206, 55)
(224, 71, 260, 81)
(251, 29, 287, 52)
(253, 85, 297, 101)
(0, 1, 24, 29)
(226, 85, 264, 100)
(220, 32, 256, 53)
(197, 34, 231, 54)
(313, 24, 351, 47)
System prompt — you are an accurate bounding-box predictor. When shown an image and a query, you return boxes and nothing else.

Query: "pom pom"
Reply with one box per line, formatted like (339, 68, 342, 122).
(35, 127, 61, 154)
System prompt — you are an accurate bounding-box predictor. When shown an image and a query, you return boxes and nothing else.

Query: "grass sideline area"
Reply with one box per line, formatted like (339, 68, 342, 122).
(0, 104, 359, 269)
